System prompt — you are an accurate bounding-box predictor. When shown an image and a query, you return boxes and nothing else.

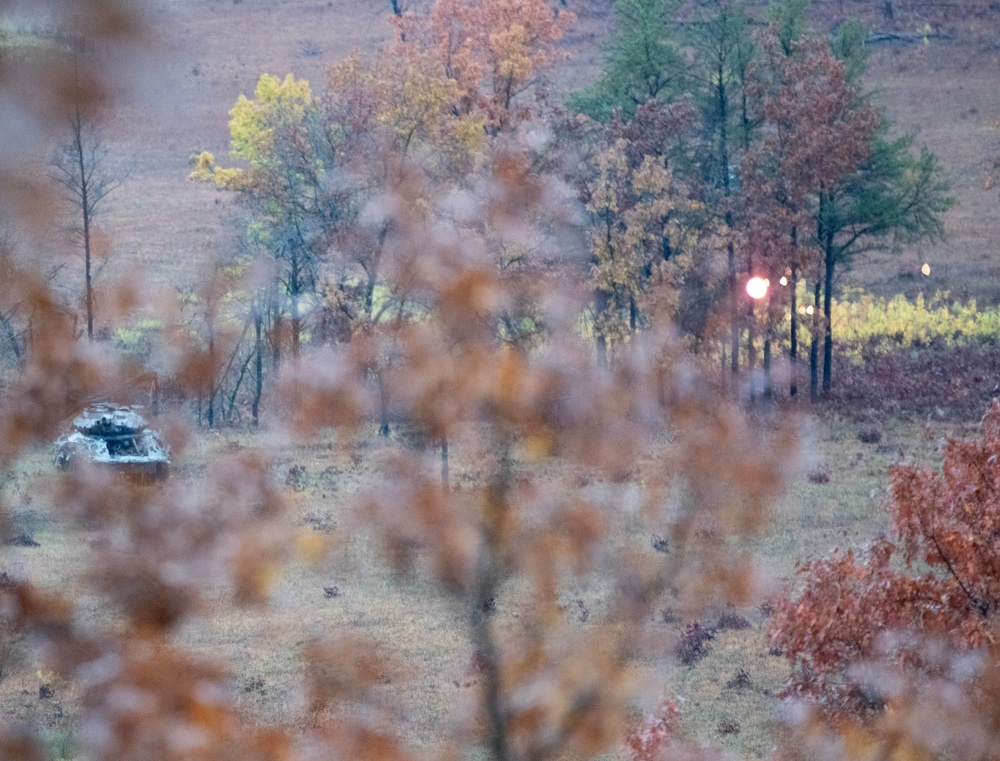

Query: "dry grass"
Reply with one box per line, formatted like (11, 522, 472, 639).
(1, 410, 985, 756)
(849, 36, 1000, 303)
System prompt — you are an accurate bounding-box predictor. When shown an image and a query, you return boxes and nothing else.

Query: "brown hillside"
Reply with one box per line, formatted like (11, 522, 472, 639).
(43, 0, 1000, 314)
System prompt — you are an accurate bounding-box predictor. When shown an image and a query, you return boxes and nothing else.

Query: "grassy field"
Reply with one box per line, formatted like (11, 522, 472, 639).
(2, 0, 1000, 757)
(0, 410, 980, 757)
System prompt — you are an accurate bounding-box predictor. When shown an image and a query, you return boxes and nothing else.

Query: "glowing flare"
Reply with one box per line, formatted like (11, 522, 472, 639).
(746, 276, 769, 300)
(921, 263, 931, 276)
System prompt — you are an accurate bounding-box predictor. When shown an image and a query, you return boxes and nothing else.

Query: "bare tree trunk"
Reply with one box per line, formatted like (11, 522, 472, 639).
(271, 303, 282, 375)
(1, 314, 23, 366)
(253, 308, 263, 427)
(51, 93, 126, 342)
(728, 238, 739, 381)
(290, 249, 302, 359)
(593, 289, 610, 369)
(150, 372, 159, 416)
(441, 438, 449, 491)
(74, 114, 94, 341)
(810, 279, 821, 403)
(207, 324, 216, 428)
(789, 264, 798, 399)
(823, 228, 835, 393)
(763, 333, 772, 400)
(378, 368, 391, 437)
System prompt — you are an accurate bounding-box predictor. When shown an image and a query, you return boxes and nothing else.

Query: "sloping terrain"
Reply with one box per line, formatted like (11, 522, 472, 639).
(41, 1, 999, 311)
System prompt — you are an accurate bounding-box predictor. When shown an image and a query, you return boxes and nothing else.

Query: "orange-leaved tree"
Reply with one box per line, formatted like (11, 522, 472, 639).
(741, 27, 879, 399)
(771, 401, 1000, 722)
(397, 0, 574, 132)
(5, 147, 795, 761)
(279, 147, 794, 761)
(2, 8, 798, 761)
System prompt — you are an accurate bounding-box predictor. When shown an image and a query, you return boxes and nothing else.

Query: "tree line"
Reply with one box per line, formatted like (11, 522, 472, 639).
(177, 0, 952, 427)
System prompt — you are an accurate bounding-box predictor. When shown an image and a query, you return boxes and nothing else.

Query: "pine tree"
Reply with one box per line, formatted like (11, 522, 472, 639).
(567, 0, 685, 122)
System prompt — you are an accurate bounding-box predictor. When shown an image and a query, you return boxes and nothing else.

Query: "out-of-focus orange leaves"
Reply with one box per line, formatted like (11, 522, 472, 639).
(0, 727, 48, 761)
(2, 578, 74, 635)
(364, 459, 479, 589)
(77, 642, 237, 761)
(0, 3, 805, 761)
(0, 0, 150, 229)
(303, 636, 404, 712)
(497, 625, 634, 761)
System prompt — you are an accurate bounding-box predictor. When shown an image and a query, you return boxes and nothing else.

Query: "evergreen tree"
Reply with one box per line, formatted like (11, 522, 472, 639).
(685, 0, 758, 380)
(815, 129, 952, 392)
(567, 0, 685, 122)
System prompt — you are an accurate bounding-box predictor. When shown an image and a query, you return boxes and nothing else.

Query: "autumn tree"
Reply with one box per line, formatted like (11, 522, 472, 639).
(0, 11, 801, 761)
(392, 0, 574, 132)
(787, 11, 952, 396)
(192, 73, 349, 365)
(737, 4, 951, 399)
(742, 26, 880, 399)
(568, 0, 764, 377)
(771, 401, 1000, 724)
(578, 132, 695, 365)
(684, 0, 758, 378)
(0, 7, 985, 761)
(6, 117, 794, 761)
(278, 149, 791, 761)
(813, 126, 952, 395)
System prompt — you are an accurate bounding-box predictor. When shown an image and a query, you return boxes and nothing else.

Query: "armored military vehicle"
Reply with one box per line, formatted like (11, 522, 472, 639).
(54, 404, 170, 481)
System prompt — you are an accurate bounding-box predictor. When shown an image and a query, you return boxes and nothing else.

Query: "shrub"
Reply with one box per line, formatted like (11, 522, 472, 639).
(677, 622, 716, 665)
(715, 609, 752, 631)
(725, 669, 753, 690)
(771, 401, 1000, 717)
(717, 716, 741, 735)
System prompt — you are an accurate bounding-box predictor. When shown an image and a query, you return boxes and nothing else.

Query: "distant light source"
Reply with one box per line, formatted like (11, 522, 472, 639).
(746, 276, 769, 300)
(921, 262, 931, 276)
(779, 276, 788, 286)
(806, 305, 815, 315)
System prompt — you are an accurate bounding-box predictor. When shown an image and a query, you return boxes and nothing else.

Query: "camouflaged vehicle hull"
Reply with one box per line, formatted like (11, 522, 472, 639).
(55, 404, 170, 481)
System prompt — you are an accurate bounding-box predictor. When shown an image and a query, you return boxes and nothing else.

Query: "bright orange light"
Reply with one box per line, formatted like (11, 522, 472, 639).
(746, 276, 769, 300)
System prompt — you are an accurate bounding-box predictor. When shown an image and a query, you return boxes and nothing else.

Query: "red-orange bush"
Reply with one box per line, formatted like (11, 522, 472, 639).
(772, 400, 1000, 717)
(624, 700, 679, 761)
